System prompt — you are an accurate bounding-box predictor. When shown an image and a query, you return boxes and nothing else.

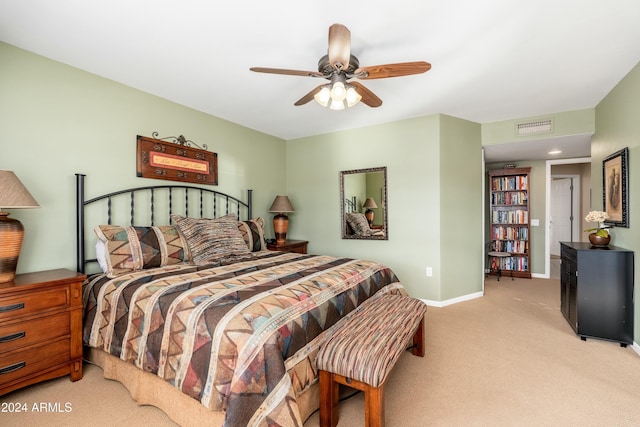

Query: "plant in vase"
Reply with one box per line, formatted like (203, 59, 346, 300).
(584, 210, 612, 246)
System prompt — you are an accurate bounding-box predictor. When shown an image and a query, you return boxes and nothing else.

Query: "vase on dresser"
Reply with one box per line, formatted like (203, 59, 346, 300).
(588, 232, 611, 247)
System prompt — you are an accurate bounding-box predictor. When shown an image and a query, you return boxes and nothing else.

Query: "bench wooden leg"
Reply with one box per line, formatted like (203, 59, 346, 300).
(326, 373, 386, 427)
(412, 316, 425, 357)
(319, 370, 339, 427)
(364, 383, 385, 427)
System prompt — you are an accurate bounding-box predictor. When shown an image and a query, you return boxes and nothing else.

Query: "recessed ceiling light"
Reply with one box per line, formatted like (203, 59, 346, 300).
(549, 150, 562, 155)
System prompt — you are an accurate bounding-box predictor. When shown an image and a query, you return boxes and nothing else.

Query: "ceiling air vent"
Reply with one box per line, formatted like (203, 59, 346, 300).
(515, 119, 553, 136)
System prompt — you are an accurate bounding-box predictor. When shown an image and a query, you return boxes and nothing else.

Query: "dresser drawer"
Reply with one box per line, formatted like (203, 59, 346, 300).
(0, 338, 70, 386)
(0, 287, 69, 322)
(0, 312, 70, 354)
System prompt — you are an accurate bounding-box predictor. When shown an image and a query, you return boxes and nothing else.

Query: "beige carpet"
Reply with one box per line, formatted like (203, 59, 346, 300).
(3, 277, 640, 426)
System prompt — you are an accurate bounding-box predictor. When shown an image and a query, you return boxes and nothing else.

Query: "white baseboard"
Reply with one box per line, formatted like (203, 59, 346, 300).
(631, 341, 640, 356)
(421, 291, 484, 308)
(531, 273, 548, 279)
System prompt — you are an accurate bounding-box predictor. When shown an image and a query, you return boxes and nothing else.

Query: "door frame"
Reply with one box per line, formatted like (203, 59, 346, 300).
(544, 157, 590, 278)
(550, 174, 581, 256)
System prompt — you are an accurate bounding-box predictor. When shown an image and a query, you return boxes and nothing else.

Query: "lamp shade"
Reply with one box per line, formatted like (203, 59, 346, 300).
(269, 196, 294, 245)
(0, 170, 39, 283)
(269, 195, 294, 213)
(363, 198, 378, 209)
(0, 170, 39, 209)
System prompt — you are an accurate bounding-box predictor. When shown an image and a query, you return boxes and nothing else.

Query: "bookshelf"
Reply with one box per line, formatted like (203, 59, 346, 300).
(488, 167, 532, 279)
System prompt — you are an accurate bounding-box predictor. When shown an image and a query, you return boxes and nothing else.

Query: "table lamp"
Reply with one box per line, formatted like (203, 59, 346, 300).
(363, 197, 378, 226)
(0, 170, 39, 283)
(269, 195, 294, 244)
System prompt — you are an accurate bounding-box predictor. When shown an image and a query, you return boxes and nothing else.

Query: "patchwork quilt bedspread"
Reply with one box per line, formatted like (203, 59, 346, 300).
(82, 250, 404, 426)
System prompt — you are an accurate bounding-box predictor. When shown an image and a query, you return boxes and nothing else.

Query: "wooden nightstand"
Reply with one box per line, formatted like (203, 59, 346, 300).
(0, 268, 86, 396)
(267, 239, 308, 254)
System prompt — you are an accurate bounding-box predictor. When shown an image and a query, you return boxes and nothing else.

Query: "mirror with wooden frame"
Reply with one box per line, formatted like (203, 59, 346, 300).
(340, 167, 388, 240)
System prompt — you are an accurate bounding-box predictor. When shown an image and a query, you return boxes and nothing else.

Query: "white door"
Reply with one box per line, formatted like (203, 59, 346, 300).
(550, 178, 573, 256)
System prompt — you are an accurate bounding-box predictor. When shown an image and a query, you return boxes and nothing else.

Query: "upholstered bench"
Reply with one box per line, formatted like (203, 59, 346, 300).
(316, 293, 427, 427)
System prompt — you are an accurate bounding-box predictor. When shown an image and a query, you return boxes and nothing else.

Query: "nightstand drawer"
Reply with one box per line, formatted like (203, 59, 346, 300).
(267, 239, 308, 254)
(0, 312, 70, 354)
(0, 287, 69, 322)
(0, 338, 70, 386)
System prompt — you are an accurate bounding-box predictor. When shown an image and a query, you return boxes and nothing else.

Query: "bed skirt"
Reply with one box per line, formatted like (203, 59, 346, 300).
(85, 347, 321, 426)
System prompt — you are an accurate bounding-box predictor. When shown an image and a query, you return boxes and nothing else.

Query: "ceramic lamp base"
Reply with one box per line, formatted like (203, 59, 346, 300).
(273, 213, 289, 244)
(0, 212, 24, 283)
(365, 209, 374, 226)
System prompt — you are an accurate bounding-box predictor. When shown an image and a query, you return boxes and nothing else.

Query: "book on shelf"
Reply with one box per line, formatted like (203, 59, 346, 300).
(491, 175, 529, 191)
(491, 209, 529, 224)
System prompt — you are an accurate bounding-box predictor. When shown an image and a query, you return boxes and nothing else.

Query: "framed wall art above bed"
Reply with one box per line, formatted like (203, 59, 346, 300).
(136, 133, 218, 185)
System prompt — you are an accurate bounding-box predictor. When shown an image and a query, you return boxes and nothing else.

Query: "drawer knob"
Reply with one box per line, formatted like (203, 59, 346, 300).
(0, 331, 26, 343)
(0, 361, 26, 375)
(0, 302, 25, 313)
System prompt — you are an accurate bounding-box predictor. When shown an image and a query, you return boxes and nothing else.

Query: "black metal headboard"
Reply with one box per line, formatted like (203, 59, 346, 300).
(344, 196, 357, 213)
(75, 173, 253, 273)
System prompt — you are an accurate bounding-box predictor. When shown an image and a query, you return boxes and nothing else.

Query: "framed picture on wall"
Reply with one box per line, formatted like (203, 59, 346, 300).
(602, 147, 629, 227)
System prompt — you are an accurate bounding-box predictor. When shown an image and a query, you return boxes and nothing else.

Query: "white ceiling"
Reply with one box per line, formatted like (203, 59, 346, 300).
(1, 1, 639, 161)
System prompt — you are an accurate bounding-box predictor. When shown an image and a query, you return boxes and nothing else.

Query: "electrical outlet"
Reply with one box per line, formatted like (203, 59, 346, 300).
(426, 267, 432, 277)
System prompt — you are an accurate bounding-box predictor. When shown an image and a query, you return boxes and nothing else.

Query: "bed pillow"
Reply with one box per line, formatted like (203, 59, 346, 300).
(237, 217, 268, 251)
(94, 224, 190, 277)
(346, 212, 372, 236)
(172, 213, 251, 264)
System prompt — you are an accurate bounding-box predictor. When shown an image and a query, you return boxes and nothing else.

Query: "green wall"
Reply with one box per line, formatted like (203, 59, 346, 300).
(365, 172, 384, 227)
(286, 115, 484, 301)
(8, 38, 632, 315)
(0, 42, 484, 303)
(592, 60, 640, 343)
(482, 109, 595, 146)
(440, 115, 483, 300)
(482, 109, 597, 278)
(0, 42, 286, 274)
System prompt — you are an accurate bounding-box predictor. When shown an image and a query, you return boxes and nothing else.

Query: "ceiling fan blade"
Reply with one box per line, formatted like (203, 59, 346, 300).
(328, 23, 351, 71)
(355, 61, 431, 79)
(350, 82, 382, 108)
(250, 67, 324, 78)
(294, 85, 325, 106)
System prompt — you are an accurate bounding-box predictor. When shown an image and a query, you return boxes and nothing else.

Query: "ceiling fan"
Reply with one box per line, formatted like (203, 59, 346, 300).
(250, 23, 431, 110)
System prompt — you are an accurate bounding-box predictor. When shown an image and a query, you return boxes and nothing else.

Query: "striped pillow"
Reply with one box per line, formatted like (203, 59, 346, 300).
(172, 213, 250, 264)
(94, 225, 190, 277)
(346, 212, 372, 236)
(237, 217, 267, 251)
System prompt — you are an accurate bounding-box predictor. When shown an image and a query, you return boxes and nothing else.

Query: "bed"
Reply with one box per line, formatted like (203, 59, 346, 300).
(76, 174, 406, 427)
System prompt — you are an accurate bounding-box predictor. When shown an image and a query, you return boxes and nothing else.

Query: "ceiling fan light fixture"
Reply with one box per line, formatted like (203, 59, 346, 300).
(251, 24, 430, 110)
(314, 86, 331, 107)
(330, 81, 347, 101)
(345, 85, 361, 107)
(329, 98, 346, 110)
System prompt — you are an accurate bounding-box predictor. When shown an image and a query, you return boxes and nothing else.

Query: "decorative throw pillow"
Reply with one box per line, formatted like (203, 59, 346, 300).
(237, 217, 268, 251)
(346, 212, 372, 236)
(94, 225, 190, 277)
(171, 213, 251, 264)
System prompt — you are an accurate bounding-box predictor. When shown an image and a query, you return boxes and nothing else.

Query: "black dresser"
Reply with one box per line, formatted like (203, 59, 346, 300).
(560, 242, 634, 347)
